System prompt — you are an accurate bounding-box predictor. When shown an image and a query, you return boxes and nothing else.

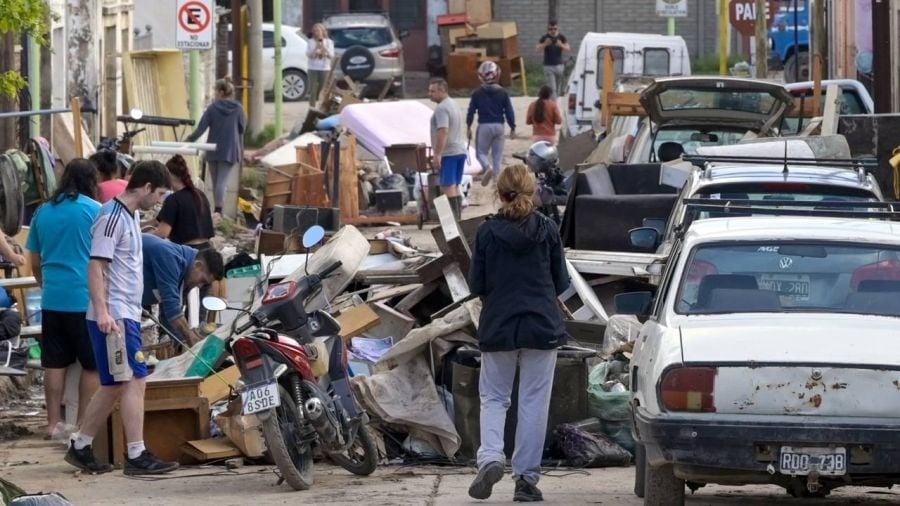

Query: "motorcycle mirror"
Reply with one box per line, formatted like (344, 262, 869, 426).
(202, 296, 228, 312)
(130, 108, 144, 120)
(302, 225, 325, 249)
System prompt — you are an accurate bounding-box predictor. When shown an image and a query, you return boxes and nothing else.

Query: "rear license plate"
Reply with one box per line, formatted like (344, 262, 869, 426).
(241, 381, 281, 415)
(759, 274, 810, 301)
(779, 446, 846, 476)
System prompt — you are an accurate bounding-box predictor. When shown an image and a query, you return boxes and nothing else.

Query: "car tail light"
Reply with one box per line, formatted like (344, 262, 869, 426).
(661, 367, 717, 412)
(233, 339, 263, 369)
(568, 93, 577, 113)
(379, 48, 401, 58)
(851, 259, 900, 290)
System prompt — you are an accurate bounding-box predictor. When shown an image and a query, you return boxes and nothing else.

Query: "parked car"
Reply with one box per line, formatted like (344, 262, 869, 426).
(623, 77, 795, 164)
(323, 13, 406, 98)
(228, 23, 310, 102)
(563, 32, 691, 139)
(782, 79, 875, 135)
(622, 204, 900, 504)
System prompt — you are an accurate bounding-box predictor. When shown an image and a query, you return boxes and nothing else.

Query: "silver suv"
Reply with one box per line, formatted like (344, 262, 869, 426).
(323, 13, 407, 98)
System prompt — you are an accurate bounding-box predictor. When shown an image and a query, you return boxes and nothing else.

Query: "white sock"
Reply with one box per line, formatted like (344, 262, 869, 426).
(73, 432, 93, 451)
(127, 440, 146, 460)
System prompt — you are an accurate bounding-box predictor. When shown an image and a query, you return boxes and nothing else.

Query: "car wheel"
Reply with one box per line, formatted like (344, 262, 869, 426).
(644, 461, 684, 506)
(282, 69, 308, 102)
(784, 50, 810, 84)
(633, 443, 646, 498)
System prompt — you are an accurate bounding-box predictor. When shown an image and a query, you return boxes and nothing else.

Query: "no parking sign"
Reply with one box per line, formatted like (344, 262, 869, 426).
(176, 0, 214, 49)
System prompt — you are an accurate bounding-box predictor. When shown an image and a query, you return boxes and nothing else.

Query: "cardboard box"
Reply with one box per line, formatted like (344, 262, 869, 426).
(215, 410, 266, 458)
(198, 365, 241, 404)
(449, 0, 492, 25)
(475, 21, 517, 40)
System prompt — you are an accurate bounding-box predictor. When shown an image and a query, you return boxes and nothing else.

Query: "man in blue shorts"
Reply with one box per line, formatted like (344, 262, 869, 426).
(429, 77, 468, 221)
(65, 160, 178, 475)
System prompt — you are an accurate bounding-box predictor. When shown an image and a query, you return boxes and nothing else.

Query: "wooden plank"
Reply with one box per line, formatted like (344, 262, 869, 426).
(181, 438, 242, 461)
(607, 92, 645, 117)
(602, 48, 615, 132)
(291, 171, 329, 207)
(432, 195, 472, 275)
(343, 214, 418, 226)
(198, 365, 240, 404)
(394, 282, 439, 314)
(442, 262, 470, 302)
(336, 303, 381, 340)
(340, 135, 360, 220)
(367, 301, 417, 341)
(820, 84, 840, 136)
(366, 283, 422, 304)
(565, 259, 609, 324)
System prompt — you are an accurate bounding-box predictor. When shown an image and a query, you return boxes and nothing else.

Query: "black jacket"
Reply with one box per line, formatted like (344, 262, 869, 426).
(469, 212, 570, 352)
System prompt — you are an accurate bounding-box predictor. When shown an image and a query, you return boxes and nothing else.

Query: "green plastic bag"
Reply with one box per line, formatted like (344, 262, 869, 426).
(184, 335, 226, 378)
(587, 363, 631, 422)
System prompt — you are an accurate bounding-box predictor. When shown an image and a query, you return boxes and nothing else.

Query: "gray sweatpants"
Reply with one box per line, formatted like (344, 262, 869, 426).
(475, 123, 505, 177)
(543, 64, 565, 98)
(208, 160, 237, 211)
(477, 348, 557, 485)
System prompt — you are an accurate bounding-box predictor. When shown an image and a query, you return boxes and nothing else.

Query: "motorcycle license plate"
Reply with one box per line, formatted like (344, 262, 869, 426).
(779, 446, 846, 476)
(241, 381, 281, 415)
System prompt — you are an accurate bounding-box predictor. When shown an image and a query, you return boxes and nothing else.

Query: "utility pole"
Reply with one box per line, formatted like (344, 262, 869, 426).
(719, 0, 728, 75)
(0, 33, 15, 149)
(247, 0, 264, 137)
(274, 0, 283, 136)
(871, 0, 891, 113)
(755, 0, 768, 78)
(66, 0, 98, 140)
(231, 0, 243, 93)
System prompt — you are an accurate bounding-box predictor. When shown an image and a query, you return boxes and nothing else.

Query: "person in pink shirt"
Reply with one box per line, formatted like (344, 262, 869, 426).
(526, 85, 563, 145)
(90, 151, 128, 203)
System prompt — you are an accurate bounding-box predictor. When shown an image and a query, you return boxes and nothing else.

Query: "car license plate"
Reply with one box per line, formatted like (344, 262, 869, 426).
(241, 381, 281, 415)
(759, 274, 810, 301)
(779, 446, 846, 476)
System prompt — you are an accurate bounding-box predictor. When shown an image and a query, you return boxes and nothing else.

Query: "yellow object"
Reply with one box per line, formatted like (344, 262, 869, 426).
(890, 147, 900, 199)
(307, 341, 329, 377)
(134, 350, 145, 363)
(238, 197, 253, 214)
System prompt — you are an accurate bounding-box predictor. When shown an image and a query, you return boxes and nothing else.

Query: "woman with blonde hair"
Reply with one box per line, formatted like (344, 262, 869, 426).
(306, 22, 334, 106)
(186, 78, 246, 217)
(467, 164, 569, 502)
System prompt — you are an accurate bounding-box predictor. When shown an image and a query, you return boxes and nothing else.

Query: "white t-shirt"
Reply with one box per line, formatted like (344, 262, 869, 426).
(307, 38, 335, 72)
(87, 198, 144, 322)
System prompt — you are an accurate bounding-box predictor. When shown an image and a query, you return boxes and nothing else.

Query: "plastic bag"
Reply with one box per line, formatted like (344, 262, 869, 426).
(587, 363, 631, 422)
(601, 314, 642, 357)
(551, 423, 632, 467)
(601, 420, 636, 454)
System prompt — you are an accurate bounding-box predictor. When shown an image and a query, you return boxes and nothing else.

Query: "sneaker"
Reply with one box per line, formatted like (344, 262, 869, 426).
(513, 478, 544, 502)
(65, 445, 113, 474)
(124, 450, 180, 476)
(480, 169, 494, 187)
(468, 461, 504, 500)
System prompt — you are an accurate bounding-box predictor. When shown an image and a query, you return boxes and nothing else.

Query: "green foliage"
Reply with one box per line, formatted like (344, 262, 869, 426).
(692, 53, 745, 76)
(241, 168, 267, 193)
(244, 123, 279, 148)
(0, 0, 51, 98)
(215, 215, 242, 238)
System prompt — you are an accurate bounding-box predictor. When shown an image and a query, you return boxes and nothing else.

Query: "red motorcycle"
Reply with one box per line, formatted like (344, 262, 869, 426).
(205, 228, 377, 490)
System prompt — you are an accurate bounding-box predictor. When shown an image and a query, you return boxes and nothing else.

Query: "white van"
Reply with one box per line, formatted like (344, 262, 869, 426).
(562, 32, 691, 138)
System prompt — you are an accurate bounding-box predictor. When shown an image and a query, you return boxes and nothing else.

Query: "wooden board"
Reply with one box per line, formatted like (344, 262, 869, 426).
(368, 301, 417, 341)
(340, 135, 360, 220)
(336, 303, 381, 340)
(182, 438, 242, 461)
(291, 170, 329, 208)
(198, 365, 240, 404)
(111, 396, 210, 466)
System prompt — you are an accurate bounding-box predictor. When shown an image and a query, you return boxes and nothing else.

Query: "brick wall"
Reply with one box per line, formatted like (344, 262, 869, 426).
(495, 0, 721, 66)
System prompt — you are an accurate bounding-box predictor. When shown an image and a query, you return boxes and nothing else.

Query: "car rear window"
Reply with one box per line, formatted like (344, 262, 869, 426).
(676, 242, 900, 317)
(657, 88, 780, 115)
(698, 183, 878, 203)
(329, 27, 392, 49)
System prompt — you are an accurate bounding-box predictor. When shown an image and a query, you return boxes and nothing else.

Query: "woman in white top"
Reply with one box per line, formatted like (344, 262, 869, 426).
(306, 23, 334, 107)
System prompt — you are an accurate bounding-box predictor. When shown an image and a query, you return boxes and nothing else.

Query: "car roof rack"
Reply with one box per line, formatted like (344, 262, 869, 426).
(676, 198, 900, 238)
(682, 154, 877, 183)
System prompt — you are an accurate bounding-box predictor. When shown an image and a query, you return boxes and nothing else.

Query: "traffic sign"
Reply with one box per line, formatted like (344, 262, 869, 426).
(729, 0, 778, 37)
(656, 0, 688, 18)
(176, 0, 213, 49)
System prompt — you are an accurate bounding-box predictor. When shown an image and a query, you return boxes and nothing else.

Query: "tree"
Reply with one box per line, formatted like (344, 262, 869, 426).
(0, 0, 50, 98)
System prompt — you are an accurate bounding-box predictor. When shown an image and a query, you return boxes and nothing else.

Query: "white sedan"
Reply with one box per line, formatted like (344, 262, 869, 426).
(620, 209, 900, 504)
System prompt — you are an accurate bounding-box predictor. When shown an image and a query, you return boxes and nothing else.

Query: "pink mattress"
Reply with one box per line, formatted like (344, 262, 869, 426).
(341, 101, 482, 174)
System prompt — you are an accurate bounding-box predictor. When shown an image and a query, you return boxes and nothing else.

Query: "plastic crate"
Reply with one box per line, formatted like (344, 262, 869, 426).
(226, 264, 261, 279)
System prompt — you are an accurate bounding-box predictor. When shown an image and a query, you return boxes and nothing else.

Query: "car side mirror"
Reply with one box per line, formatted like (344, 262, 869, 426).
(615, 292, 652, 316)
(399, 29, 410, 39)
(628, 227, 660, 252)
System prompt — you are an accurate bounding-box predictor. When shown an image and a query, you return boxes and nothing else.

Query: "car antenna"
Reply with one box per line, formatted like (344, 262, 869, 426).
(782, 139, 789, 179)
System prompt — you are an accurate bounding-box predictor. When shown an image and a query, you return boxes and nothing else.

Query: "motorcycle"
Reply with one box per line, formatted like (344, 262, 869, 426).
(202, 226, 377, 490)
(513, 141, 570, 225)
(97, 108, 145, 177)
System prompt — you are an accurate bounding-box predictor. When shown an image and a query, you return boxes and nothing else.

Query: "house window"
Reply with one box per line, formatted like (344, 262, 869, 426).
(644, 48, 670, 76)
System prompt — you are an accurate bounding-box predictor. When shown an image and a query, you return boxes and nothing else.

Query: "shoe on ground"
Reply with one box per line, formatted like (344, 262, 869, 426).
(513, 478, 544, 502)
(468, 461, 504, 500)
(481, 169, 494, 187)
(65, 444, 113, 474)
(124, 450, 180, 476)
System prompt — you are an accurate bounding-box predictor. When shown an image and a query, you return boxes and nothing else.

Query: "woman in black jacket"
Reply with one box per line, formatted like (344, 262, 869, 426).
(467, 164, 570, 502)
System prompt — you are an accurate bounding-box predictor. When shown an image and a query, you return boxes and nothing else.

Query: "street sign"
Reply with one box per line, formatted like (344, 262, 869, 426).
(176, 0, 213, 50)
(729, 0, 779, 37)
(656, 0, 688, 18)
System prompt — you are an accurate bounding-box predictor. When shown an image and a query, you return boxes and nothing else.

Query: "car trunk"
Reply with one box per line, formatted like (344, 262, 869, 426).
(679, 315, 900, 417)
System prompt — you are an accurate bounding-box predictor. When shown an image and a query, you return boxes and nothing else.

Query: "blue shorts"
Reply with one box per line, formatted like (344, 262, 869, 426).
(439, 154, 467, 186)
(87, 319, 148, 385)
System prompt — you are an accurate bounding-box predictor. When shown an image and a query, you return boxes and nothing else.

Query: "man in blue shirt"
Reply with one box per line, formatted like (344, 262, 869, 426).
(26, 159, 101, 440)
(141, 234, 224, 346)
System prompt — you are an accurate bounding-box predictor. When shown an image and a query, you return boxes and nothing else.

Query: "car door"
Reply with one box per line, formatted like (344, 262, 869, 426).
(582, 45, 625, 127)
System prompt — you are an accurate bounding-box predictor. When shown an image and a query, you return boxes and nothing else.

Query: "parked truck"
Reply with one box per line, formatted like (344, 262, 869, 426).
(768, 0, 810, 83)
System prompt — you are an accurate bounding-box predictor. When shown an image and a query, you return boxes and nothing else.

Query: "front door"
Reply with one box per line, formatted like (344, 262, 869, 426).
(389, 0, 426, 71)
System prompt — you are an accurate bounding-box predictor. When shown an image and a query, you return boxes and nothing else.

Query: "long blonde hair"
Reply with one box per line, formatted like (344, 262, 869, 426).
(496, 164, 535, 221)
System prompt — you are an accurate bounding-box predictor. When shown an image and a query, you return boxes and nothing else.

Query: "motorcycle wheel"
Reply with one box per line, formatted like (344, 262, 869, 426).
(329, 424, 378, 476)
(261, 385, 314, 490)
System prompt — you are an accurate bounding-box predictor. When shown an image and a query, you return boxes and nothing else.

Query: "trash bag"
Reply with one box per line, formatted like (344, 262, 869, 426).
(601, 420, 636, 454)
(551, 423, 632, 467)
(601, 314, 642, 357)
(587, 363, 632, 422)
(10, 493, 73, 506)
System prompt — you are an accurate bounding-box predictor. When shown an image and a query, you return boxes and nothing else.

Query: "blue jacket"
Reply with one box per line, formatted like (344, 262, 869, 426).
(469, 212, 569, 352)
(141, 233, 198, 322)
(466, 84, 516, 129)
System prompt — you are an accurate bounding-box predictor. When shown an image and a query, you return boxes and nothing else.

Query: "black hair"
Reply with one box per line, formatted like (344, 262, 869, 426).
(535, 85, 553, 123)
(166, 155, 205, 211)
(196, 248, 225, 280)
(51, 158, 98, 204)
(126, 160, 170, 191)
(89, 150, 119, 181)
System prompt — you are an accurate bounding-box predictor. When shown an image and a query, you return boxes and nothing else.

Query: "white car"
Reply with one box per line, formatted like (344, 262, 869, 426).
(229, 24, 310, 102)
(621, 206, 900, 504)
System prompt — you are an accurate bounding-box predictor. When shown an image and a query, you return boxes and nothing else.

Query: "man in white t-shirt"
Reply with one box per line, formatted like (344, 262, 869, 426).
(307, 22, 335, 107)
(65, 160, 178, 476)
